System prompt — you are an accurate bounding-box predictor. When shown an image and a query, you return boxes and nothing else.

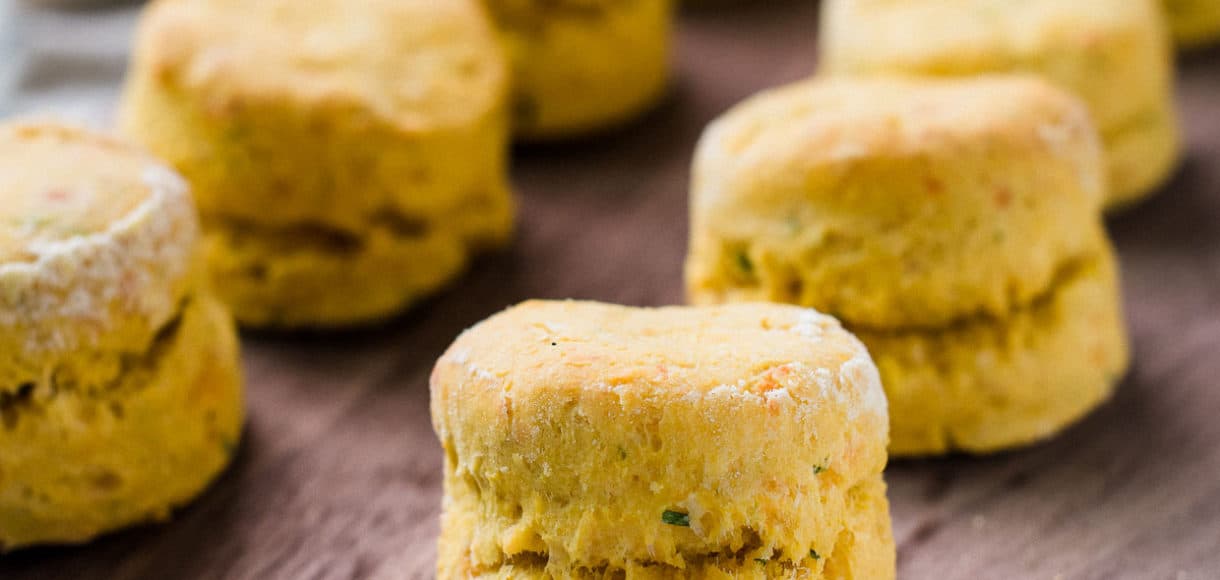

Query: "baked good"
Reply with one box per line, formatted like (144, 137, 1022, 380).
(120, 0, 514, 327)
(686, 77, 1130, 455)
(0, 123, 243, 549)
(857, 249, 1127, 455)
(432, 300, 894, 578)
(1164, 0, 1220, 48)
(483, 0, 674, 139)
(688, 77, 1106, 328)
(819, 0, 1179, 208)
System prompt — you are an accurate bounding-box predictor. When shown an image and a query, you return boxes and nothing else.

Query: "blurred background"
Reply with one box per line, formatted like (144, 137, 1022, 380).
(0, 0, 140, 125)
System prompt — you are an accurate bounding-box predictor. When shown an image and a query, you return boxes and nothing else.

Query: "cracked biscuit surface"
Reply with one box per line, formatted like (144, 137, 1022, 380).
(686, 78, 1129, 455)
(483, 0, 675, 139)
(120, 0, 514, 327)
(431, 300, 894, 579)
(0, 123, 243, 549)
(819, 0, 1179, 207)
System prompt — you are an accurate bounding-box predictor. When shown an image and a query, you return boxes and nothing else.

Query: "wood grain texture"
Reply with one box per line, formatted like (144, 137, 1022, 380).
(3, 2, 1219, 578)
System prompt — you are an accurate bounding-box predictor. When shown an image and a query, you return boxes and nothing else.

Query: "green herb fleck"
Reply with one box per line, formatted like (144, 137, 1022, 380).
(754, 558, 768, 565)
(662, 510, 690, 527)
(735, 250, 754, 274)
(813, 465, 826, 475)
(810, 549, 821, 561)
(617, 446, 628, 460)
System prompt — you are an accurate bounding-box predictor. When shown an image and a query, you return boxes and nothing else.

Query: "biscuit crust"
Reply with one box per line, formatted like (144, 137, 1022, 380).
(121, 0, 515, 327)
(687, 77, 1105, 329)
(0, 294, 244, 550)
(820, 0, 1179, 206)
(859, 249, 1128, 455)
(432, 301, 893, 578)
(484, 0, 674, 139)
(685, 79, 1130, 455)
(0, 122, 244, 549)
(203, 208, 509, 327)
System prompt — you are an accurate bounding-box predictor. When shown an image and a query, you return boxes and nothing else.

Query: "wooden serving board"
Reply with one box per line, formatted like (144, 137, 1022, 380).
(3, 2, 1219, 578)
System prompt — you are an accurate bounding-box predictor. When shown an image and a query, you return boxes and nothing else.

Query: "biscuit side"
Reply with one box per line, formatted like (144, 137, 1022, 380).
(860, 245, 1129, 455)
(432, 302, 891, 576)
(485, 0, 674, 139)
(0, 293, 244, 550)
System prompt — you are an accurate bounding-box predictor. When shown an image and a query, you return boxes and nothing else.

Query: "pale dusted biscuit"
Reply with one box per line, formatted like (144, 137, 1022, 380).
(1164, 0, 1220, 47)
(0, 123, 243, 549)
(685, 79, 1129, 455)
(0, 123, 197, 397)
(687, 77, 1105, 329)
(484, 0, 674, 139)
(820, 0, 1179, 207)
(432, 301, 894, 579)
(120, 0, 514, 327)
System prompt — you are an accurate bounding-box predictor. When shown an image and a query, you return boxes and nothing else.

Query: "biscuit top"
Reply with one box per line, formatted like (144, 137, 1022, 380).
(823, 0, 1160, 66)
(0, 126, 157, 264)
(700, 75, 1103, 208)
(824, 0, 1154, 44)
(820, 0, 1170, 127)
(437, 300, 887, 424)
(134, 0, 508, 129)
(0, 123, 198, 363)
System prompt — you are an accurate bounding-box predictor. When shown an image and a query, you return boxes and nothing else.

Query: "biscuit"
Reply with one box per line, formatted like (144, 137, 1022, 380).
(859, 249, 1127, 455)
(820, 0, 1179, 208)
(0, 123, 243, 549)
(688, 77, 1105, 329)
(120, 0, 514, 327)
(1164, 0, 1220, 48)
(686, 78, 1130, 455)
(483, 0, 674, 139)
(432, 301, 894, 578)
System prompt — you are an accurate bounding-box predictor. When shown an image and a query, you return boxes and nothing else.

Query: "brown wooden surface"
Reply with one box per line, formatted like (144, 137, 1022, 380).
(3, 2, 1220, 578)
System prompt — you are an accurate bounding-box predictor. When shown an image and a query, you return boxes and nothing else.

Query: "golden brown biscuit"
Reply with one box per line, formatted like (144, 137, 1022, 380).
(688, 76, 1106, 329)
(820, 0, 1179, 207)
(686, 78, 1130, 455)
(432, 300, 894, 578)
(860, 249, 1127, 455)
(484, 0, 675, 139)
(121, 0, 514, 327)
(0, 123, 243, 549)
